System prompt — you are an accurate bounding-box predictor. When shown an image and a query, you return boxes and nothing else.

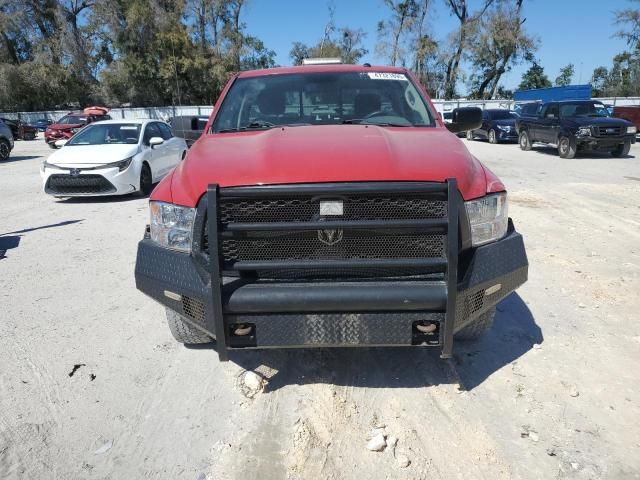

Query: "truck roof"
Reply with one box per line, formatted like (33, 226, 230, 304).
(237, 64, 407, 78)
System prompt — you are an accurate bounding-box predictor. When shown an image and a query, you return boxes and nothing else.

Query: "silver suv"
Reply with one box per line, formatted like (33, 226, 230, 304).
(0, 119, 14, 160)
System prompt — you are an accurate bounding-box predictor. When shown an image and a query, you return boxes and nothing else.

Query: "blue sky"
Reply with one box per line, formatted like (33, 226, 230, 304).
(241, 0, 633, 95)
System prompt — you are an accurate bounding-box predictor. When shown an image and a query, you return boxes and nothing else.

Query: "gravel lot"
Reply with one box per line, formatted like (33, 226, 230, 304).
(1, 135, 639, 480)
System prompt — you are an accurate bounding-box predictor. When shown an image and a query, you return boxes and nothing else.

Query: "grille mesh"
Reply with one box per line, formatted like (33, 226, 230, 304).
(210, 188, 449, 280)
(222, 232, 444, 261)
(46, 174, 115, 195)
(220, 196, 446, 223)
(595, 126, 623, 137)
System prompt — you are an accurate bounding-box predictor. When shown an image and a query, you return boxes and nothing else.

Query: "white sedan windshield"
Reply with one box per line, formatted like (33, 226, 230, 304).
(67, 124, 141, 145)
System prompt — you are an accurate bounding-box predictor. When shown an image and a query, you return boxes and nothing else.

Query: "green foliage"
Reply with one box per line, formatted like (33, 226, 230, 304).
(518, 61, 552, 90)
(467, 0, 535, 99)
(554, 64, 574, 86)
(0, 0, 275, 110)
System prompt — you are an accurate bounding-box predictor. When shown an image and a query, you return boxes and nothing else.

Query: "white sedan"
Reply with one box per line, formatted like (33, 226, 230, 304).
(41, 119, 187, 197)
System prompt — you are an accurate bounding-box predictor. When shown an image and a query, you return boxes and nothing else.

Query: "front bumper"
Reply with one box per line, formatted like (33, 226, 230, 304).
(135, 219, 528, 360)
(497, 129, 518, 141)
(575, 134, 636, 148)
(41, 164, 140, 196)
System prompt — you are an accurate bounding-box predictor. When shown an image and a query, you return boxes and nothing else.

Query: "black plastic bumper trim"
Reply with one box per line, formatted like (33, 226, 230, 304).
(230, 257, 447, 272)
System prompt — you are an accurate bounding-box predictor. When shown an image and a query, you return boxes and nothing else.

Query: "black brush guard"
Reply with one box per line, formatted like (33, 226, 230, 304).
(207, 180, 458, 361)
(135, 180, 528, 362)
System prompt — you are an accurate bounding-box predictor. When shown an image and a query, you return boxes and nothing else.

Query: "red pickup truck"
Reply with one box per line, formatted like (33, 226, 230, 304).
(134, 64, 528, 361)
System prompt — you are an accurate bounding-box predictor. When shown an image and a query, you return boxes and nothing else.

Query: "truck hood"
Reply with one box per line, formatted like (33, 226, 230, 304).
(565, 117, 632, 128)
(167, 125, 500, 206)
(48, 123, 83, 131)
(47, 144, 139, 167)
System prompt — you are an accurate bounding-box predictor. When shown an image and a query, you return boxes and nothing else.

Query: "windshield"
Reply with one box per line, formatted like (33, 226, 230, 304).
(57, 115, 88, 125)
(212, 71, 436, 132)
(490, 111, 517, 120)
(559, 102, 610, 118)
(67, 123, 141, 146)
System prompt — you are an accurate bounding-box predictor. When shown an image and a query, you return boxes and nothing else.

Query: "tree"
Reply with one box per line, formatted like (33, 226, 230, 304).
(518, 61, 551, 90)
(376, 0, 419, 66)
(467, 0, 536, 99)
(442, 0, 496, 99)
(614, 0, 640, 49)
(590, 66, 608, 97)
(289, 5, 368, 66)
(554, 63, 574, 86)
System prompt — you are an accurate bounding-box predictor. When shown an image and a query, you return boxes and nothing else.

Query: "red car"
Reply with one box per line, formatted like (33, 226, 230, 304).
(45, 107, 111, 148)
(134, 63, 528, 361)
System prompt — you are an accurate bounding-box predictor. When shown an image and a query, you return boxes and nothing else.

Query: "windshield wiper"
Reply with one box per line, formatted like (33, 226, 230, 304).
(218, 120, 275, 133)
(342, 119, 414, 127)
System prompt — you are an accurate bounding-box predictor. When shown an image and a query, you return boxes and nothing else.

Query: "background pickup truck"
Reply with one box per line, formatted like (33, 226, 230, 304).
(516, 100, 636, 158)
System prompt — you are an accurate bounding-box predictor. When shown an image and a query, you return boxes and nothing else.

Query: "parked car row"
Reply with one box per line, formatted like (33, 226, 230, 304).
(455, 101, 637, 159)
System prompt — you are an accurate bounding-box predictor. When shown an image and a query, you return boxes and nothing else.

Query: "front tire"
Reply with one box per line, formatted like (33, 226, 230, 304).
(48, 142, 59, 150)
(519, 131, 532, 151)
(455, 307, 496, 341)
(138, 163, 153, 196)
(488, 129, 498, 144)
(166, 309, 212, 344)
(611, 140, 631, 158)
(558, 135, 576, 159)
(0, 139, 10, 160)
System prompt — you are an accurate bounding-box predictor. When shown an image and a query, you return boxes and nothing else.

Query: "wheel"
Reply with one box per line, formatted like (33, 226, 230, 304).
(0, 139, 9, 160)
(138, 163, 153, 196)
(466, 130, 474, 141)
(611, 140, 631, 158)
(166, 308, 211, 344)
(48, 142, 59, 150)
(518, 130, 531, 150)
(558, 135, 576, 159)
(488, 129, 498, 144)
(455, 307, 496, 341)
(518, 131, 532, 151)
(24, 132, 36, 141)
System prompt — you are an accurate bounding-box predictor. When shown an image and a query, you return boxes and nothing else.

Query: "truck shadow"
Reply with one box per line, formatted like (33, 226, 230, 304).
(225, 292, 541, 392)
(0, 220, 83, 260)
(532, 145, 635, 159)
(0, 155, 41, 163)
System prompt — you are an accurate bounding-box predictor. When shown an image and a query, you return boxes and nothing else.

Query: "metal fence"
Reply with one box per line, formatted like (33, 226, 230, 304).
(2, 97, 639, 123)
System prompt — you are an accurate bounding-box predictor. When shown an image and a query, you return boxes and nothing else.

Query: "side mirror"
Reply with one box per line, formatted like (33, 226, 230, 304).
(149, 137, 164, 148)
(445, 107, 482, 134)
(54, 139, 67, 148)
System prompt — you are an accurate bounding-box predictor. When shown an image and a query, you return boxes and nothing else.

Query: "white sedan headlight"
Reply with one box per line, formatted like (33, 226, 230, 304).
(628, 126, 638, 134)
(150, 202, 196, 252)
(465, 193, 508, 247)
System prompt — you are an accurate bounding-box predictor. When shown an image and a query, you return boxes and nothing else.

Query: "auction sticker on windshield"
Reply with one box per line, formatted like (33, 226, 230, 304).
(367, 72, 408, 81)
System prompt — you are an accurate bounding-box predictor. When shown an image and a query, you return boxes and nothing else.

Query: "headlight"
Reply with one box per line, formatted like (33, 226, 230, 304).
(628, 126, 638, 134)
(497, 125, 511, 131)
(577, 127, 592, 136)
(465, 193, 508, 247)
(42, 159, 59, 170)
(104, 157, 133, 172)
(150, 202, 196, 252)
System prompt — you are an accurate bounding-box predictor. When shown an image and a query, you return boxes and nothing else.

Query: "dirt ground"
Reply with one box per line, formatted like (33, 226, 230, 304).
(1, 135, 639, 480)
